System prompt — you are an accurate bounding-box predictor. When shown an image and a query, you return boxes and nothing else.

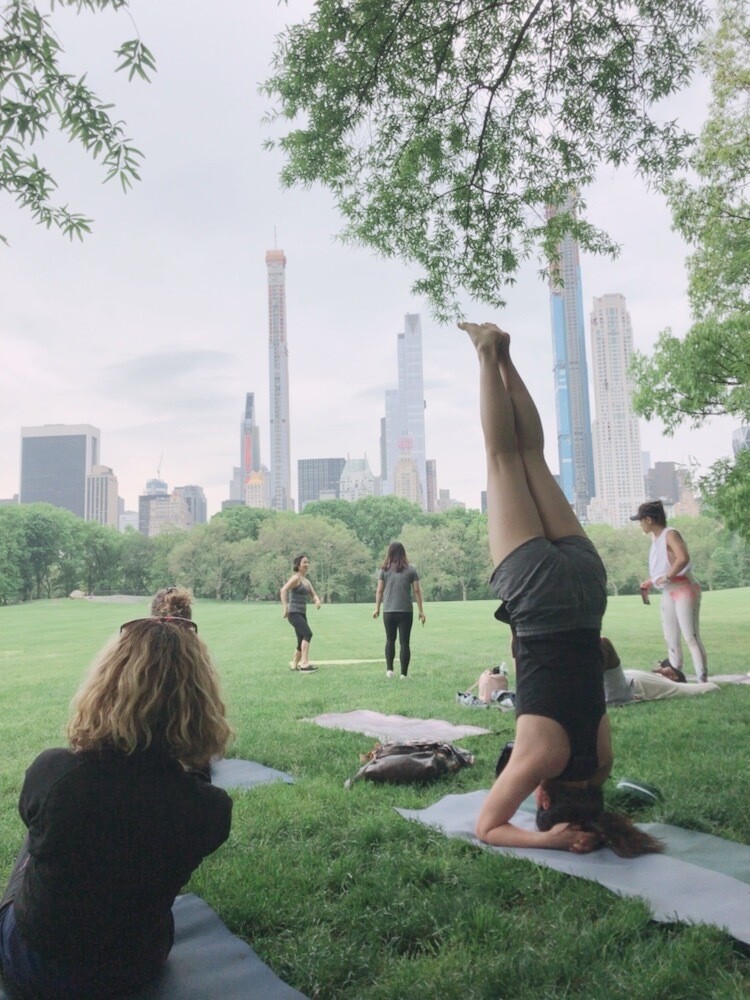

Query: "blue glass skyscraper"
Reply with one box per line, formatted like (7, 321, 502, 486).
(547, 199, 595, 518)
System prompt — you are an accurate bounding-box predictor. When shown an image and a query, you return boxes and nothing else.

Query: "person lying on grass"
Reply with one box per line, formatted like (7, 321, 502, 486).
(0, 617, 232, 1000)
(461, 321, 662, 858)
(601, 637, 719, 705)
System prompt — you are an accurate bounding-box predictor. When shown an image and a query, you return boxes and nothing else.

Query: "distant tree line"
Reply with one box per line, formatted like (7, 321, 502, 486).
(1, 499, 749, 606)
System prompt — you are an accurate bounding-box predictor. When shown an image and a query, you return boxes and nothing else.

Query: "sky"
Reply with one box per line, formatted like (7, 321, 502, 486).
(1, 2, 738, 517)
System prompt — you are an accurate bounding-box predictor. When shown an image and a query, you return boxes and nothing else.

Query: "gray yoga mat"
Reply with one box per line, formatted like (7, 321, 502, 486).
(396, 790, 750, 945)
(0, 894, 307, 1000)
(306, 710, 491, 741)
(210, 758, 295, 790)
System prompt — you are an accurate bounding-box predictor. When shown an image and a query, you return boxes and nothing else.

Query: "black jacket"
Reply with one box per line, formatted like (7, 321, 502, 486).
(13, 746, 232, 997)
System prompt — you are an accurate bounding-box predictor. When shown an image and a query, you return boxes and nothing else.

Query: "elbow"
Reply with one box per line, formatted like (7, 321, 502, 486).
(474, 818, 494, 843)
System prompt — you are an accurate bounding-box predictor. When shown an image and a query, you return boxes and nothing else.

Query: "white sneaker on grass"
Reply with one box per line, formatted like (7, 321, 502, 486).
(386, 670, 395, 678)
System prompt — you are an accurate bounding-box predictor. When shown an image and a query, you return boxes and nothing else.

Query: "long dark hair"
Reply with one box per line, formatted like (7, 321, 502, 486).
(382, 542, 409, 572)
(536, 782, 664, 858)
(293, 553, 308, 572)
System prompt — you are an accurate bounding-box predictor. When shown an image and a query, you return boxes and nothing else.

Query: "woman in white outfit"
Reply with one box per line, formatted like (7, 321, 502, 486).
(632, 501, 708, 682)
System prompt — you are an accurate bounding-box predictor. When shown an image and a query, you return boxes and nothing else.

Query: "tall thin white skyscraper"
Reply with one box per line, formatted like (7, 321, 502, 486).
(266, 249, 291, 511)
(588, 294, 644, 527)
(383, 313, 427, 508)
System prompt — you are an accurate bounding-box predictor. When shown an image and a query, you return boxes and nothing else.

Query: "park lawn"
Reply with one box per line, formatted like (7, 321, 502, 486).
(0, 591, 748, 999)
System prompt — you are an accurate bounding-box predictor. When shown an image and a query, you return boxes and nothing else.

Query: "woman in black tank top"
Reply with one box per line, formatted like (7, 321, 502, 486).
(460, 322, 661, 858)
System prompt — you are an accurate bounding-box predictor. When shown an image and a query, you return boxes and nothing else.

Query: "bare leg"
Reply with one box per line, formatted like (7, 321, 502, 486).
(460, 322, 544, 566)
(494, 329, 585, 541)
(289, 649, 301, 670)
(299, 639, 311, 668)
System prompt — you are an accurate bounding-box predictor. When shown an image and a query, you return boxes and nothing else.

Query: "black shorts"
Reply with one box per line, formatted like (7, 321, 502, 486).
(288, 612, 312, 647)
(490, 535, 607, 636)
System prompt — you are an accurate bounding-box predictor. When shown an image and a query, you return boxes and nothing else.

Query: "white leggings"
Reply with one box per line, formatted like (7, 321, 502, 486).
(660, 578, 707, 681)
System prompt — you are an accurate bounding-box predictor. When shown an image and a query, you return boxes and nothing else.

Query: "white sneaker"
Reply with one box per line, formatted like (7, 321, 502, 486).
(399, 674, 408, 680)
(386, 670, 395, 678)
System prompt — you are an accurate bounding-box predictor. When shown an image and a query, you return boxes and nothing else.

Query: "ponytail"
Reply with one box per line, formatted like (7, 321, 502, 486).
(593, 812, 664, 858)
(537, 781, 665, 858)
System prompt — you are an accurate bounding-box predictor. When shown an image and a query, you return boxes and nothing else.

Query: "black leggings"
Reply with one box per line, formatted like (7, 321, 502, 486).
(383, 612, 414, 675)
(287, 612, 312, 650)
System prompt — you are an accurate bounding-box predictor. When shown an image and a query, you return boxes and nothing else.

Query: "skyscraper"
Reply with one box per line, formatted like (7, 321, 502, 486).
(547, 198, 595, 518)
(240, 392, 261, 488)
(266, 249, 291, 511)
(86, 465, 119, 528)
(382, 313, 427, 508)
(298, 458, 346, 510)
(339, 457, 376, 501)
(587, 294, 644, 527)
(20, 424, 100, 517)
(174, 484, 208, 525)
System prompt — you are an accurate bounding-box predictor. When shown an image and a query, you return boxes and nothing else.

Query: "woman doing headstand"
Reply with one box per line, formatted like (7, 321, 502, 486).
(461, 321, 661, 857)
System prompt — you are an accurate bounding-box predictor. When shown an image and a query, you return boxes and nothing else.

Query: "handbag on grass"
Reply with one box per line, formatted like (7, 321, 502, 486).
(476, 664, 509, 703)
(344, 741, 474, 788)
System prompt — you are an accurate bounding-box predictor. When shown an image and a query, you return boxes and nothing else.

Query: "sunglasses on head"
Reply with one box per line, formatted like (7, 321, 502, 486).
(120, 616, 198, 634)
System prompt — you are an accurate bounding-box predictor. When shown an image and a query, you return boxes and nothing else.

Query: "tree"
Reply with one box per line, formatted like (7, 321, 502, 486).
(264, 0, 708, 318)
(304, 496, 425, 558)
(250, 513, 372, 602)
(1, 0, 154, 241)
(22, 503, 74, 598)
(119, 528, 153, 595)
(632, 0, 750, 539)
(0, 505, 26, 603)
(77, 521, 122, 594)
(211, 505, 276, 543)
(586, 524, 644, 596)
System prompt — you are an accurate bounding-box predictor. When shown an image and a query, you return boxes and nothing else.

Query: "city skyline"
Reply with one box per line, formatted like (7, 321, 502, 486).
(0, 3, 738, 517)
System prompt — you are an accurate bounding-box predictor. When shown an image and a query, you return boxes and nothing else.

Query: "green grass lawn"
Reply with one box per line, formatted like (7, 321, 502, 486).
(1, 592, 749, 999)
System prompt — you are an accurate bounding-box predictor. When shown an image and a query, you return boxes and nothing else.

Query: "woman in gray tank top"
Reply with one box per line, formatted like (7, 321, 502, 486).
(373, 542, 425, 678)
(280, 554, 322, 672)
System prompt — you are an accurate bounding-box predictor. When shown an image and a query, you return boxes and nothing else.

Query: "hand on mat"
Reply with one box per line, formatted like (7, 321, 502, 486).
(547, 823, 599, 854)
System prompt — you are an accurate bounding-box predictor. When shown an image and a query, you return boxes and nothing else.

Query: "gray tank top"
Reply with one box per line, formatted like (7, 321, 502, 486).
(288, 579, 312, 614)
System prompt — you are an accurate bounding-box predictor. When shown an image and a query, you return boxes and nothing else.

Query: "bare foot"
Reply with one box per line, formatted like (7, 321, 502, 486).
(458, 321, 510, 357)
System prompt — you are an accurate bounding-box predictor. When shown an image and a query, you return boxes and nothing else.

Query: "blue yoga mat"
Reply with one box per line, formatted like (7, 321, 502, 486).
(210, 757, 295, 790)
(0, 894, 307, 1000)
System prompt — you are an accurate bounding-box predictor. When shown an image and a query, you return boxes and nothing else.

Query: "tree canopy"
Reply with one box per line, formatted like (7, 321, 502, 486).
(0, 0, 154, 241)
(632, 0, 750, 539)
(265, 0, 709, 318)
(1, 502, 749, 604)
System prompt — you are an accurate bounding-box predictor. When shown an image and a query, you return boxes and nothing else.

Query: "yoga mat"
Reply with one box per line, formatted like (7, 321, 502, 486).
(0, 894, 308, 1000)
(396, 790, 750, 945)
(210, 758, 294, 790)
(306, 710, 491, 741)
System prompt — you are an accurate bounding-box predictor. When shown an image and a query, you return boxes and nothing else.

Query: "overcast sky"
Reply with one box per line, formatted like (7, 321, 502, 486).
(1, 2, 736, 516)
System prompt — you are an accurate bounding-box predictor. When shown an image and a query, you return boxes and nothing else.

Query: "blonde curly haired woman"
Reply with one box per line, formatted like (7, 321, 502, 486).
(0, 617, 232, 999)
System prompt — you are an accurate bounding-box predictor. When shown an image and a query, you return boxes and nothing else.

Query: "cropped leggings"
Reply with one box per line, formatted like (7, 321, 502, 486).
(383, 611, 414, 676)
(287, 612, 312, 651)
(660, 578, 707, 681)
